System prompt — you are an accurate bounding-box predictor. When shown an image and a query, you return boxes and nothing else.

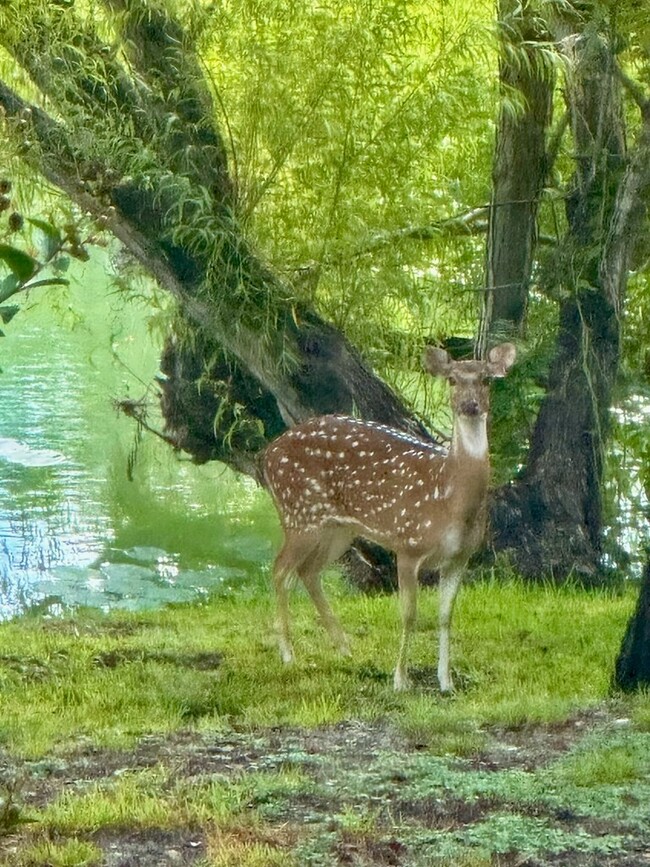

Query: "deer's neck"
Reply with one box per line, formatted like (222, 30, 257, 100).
(451, 415, 489, 462)
(443, 416, 490, 527)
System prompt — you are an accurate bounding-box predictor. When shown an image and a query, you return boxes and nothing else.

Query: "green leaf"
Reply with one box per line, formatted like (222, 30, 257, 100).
(0, 244, 37, 281)
(28, 217, 62, 260)
(53, 255, 71, 274)
(0, 274, 20, 303)
(23, 278, 69, 291)
(0, 305, 19, 324)
(27, 217, 59, 238)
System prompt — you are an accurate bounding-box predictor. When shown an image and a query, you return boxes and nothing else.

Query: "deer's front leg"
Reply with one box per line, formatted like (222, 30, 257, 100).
(394, 556, 419, 691)
(437, 568, 463, 693)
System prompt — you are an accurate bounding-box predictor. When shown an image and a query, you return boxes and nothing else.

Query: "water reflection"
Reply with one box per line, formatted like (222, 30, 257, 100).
(0, 256, 275, 618)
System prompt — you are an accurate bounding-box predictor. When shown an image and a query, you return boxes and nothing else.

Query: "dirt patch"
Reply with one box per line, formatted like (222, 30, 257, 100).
(94, 829, 206, 867)
(336, 832, 406, 866)
(393, 793, 498, 829)
(541, 850, 650, 867)
(472, 705, 625, 771)
(93, 650, 223, 670)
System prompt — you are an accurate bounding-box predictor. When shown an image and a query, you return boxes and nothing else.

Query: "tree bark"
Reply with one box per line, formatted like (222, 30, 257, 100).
(614, 555, 650, 691)
(479, 0, 554, 353)
(490, 28, 640, 582)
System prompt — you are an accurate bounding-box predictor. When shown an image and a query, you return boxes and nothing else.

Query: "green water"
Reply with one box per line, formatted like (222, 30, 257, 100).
(0, 251, 278, 618)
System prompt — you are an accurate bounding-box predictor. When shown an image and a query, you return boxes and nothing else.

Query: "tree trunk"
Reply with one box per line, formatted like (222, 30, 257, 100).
(479, 0, 554, 353)
(490, 28, 632, 581)
(614, 555, 650, 691)
(491, 290, 619, 580)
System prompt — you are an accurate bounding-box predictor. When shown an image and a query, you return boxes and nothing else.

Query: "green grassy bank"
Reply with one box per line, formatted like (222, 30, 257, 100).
(1, 577, 649, 866)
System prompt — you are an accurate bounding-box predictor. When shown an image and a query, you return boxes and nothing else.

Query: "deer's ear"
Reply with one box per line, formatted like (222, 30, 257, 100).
(423, 346, 452, 377)
(487, 342, 517, 377)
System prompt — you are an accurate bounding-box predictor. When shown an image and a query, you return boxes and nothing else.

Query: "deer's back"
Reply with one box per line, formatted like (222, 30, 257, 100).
(263, 415, 453, 538)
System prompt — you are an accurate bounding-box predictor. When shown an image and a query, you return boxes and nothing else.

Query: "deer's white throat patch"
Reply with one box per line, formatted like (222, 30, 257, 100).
(456, 415, 488, 460)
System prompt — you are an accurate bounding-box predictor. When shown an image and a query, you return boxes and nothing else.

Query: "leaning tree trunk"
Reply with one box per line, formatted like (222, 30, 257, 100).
(0, 0, 433, 589)
(490, 28, 633, 582)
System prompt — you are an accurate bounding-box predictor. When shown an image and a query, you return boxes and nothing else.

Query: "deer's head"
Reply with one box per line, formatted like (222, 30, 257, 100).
(423, 343, 517, 420)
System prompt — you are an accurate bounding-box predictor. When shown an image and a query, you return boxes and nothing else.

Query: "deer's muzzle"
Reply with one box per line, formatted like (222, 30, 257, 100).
(460, 399, 481, 416)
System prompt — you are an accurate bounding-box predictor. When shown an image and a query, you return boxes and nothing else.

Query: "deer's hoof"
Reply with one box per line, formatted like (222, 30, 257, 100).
(337, 637, 352, 658)
(393, 669, 412, 691)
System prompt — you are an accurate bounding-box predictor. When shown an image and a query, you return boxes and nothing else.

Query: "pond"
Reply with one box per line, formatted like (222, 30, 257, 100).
(0, 251, 278, 619)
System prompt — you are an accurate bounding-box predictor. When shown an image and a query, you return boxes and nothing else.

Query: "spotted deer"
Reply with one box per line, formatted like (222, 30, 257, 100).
(263, 343, 516, 692)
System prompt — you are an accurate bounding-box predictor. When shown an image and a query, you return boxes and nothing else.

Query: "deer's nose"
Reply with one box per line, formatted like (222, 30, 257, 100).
(460, 399, 481, 416)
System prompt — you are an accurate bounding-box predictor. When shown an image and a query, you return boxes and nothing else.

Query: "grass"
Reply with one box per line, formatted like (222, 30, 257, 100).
(10, 840, 102, 867)
(1, 574, 649, 866)
(0, 575, 634, 756)
(38, 766, 310, 834)
(556, 733, 650, 786)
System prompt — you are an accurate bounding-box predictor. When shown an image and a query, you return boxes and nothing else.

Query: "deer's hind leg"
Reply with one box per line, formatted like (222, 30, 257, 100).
(272, 532, 311, 663)
(272, 527, 352, 662)
(298, 526, 354, 656)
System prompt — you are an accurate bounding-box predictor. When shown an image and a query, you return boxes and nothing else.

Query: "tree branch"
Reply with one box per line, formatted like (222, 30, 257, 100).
(616, 66, 650, 117)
